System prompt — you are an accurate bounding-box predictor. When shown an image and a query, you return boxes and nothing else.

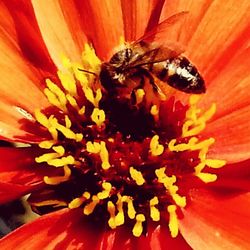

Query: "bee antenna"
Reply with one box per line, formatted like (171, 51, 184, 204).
(78, 68, 97, 76)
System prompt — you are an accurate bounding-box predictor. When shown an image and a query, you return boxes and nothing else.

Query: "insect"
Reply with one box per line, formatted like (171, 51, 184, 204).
(82, 12, 206, 102)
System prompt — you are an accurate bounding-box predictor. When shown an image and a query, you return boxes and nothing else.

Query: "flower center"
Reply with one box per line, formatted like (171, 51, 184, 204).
(31, 44, 226, 238)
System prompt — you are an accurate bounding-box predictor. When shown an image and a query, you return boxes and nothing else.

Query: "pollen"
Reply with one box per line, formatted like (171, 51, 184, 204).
(57, 70, 77, 96)
(167, 205, 179, 238)
(44, 165, 71, 185)
(133, 214, 146, 237)
(83, 195, 100, 215)
(97, 182, 112, 199)
(100, 141, 111, 170)
(91, 108, 105, 127)
(150, 104, 159, 116)
(32, 45, 226, 240)
(150, 197, 160, 221)
(135, 88, 145, 104)
(129, 167, 145, 186)
(150, 135, 164, 156)
(68, 192, 91, 209)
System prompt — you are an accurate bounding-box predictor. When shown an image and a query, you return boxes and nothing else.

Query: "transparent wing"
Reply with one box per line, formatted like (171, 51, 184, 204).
(126, 11, 189, 68)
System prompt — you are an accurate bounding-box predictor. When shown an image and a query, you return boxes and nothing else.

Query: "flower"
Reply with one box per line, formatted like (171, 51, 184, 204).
(0, 0, 250, 249)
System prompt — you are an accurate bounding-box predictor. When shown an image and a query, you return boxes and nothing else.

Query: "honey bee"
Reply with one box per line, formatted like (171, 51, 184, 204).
(99, 12, 205, 102)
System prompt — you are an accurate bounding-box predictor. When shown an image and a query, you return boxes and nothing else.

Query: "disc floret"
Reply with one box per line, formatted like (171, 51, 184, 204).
(32, 44, 226, 238)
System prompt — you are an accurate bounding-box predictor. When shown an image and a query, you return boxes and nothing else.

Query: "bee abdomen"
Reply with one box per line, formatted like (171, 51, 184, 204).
(155, 57, 206, 94)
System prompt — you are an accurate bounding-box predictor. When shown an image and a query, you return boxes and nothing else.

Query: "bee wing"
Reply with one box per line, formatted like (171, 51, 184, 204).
(134, 11, 188, 58)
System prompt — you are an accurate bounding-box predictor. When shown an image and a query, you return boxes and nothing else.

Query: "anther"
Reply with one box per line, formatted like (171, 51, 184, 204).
(167, 205, 179, 238)
(133, 214, 146, 237)
(129, 167, 145, 186)
(150, 197, 160, 221)
(83, 195, 100, 215)
(150, 135, 164, 156)
(44, 165, 71, 185)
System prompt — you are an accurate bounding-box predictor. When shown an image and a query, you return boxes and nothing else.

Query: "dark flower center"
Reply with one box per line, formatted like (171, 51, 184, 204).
(30, 45, 226, 237)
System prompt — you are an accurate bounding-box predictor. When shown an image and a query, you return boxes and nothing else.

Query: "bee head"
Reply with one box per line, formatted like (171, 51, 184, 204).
(109, 48, 133, 67)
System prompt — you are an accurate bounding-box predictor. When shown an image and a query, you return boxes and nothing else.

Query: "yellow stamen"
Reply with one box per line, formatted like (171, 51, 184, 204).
(78, 106, 86, 115)
(97, 182, 112, 199)
(57, 70, 77, 96)
(107, 201, 117, 229)
(150, 197, 160, 221)
(35, 109, 49, 128)
(115, 194, 125, 226)
(83, 195, 100, 215)
(196, 172, 217, 183)
(52, 145, 65, 156)
(64, 115, 71, 128)
(35, 152, 59, 163)
(82, 43, 101, 73)
(168, 137, 198, 152)
(66, 94, 79, 109)
(129, 167, 145, 186)
(167, 205, 179, 238)
(150, 104, 159, 116)
(45, 79, 67, 111)
(44, 165, 71, 185)
(122, 196, 136, 219)
(91, 108, 105, 127)
(135, 88, 145, 104)
(150, 135, 164, 156)
(38, 140, 55, 149)
(48, 127, 58, 141)
(50, 116, 83, 142)
(189, 95, 201, 105)
(47, 155, 75, 167)
(68, 192, 90, 209)
(205, 159, 226, 168)
(132, 214, 145, 237)
(182, 96, 216, 137)
(100, 141, 111, 170)
(86, 141, 101, 154)
(155, 168, 186, 208)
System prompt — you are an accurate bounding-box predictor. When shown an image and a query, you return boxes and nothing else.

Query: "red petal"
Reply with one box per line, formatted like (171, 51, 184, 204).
(121, 0, 165, 42)
(0, 101, 48, 143)
(179, 189, 250, 250)
(96, 223, 191, 250)
(0, 208, 104, 249)
(73, 0, 124, 60)
(2, 0, 56, 73)
(0, 147, 53, 204)
(0, 2, 52, 141)
(31, 0, 87, 69)
(202, 105, 250, 163)
(208, 159, 250, 192)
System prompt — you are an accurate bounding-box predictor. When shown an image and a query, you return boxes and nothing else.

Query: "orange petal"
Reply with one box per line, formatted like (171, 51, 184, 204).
(199, 47, 250, 120)
(0, 147, 45, 203)
(2, 0, 56, 73)
(74, 0, 124, 60)
(160, 0, 214, 46)
(0, 100, 48, 142)
(31, 0, 86, 69)
(185, 0, 250, 72)
(0, 5, 49, 109)
(179, 189, 250, 250)
(202, 105, 250, 163)
(121, 0, 165, 42)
